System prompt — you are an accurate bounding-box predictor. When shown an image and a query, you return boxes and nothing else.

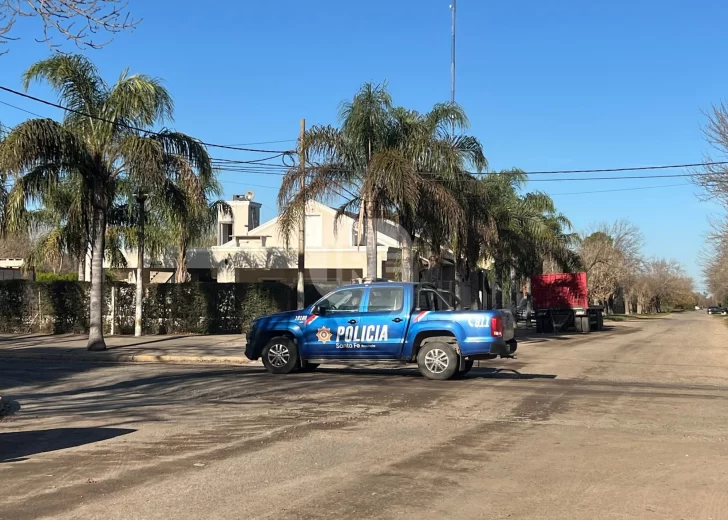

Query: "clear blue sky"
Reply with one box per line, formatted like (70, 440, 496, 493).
(1, 0, 726, 289)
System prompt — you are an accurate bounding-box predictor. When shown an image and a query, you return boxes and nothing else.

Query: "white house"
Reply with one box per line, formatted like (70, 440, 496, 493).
(111, 193, 414, 285)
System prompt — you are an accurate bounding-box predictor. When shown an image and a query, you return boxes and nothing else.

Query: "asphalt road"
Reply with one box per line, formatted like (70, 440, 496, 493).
(2, 312, 728, 520)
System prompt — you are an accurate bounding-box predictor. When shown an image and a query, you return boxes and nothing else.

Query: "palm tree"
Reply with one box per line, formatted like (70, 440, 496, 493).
(156, 173, 230, 283)
(0, 54, 212, 350)
(472, 172, 578, 309)
(278, 83, 394, 278)
(381, 105, 486, 282)
(278, 83, 486, 282)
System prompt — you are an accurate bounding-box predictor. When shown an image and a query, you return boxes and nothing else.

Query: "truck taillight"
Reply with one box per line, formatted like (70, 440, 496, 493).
(491, 317, 503, 338)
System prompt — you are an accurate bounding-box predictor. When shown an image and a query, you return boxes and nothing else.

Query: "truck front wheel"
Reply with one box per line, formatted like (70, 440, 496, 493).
(417, 342, 459, 380)
(262, 336, 299, 374)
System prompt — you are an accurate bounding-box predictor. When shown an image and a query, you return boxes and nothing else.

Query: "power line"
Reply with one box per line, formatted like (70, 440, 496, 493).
(0, 99, 45, 118)
(496, 162, 726, 175)
(548, 183, 692, 196)
(212, 162, 727, 178)
(0, 85, 294, 154)
(3, 84, 726, 178)
(526, 173, 697, 182)
(213, 166, 709, 183)
(223, 139, 296, 146)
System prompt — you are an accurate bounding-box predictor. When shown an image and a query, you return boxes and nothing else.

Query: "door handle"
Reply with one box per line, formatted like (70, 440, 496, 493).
(348, 319, 357, 324)
(392, 317, 403, 323)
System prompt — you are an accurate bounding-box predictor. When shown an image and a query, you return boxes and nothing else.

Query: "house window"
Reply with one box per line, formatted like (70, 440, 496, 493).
(248, 205, 260, 230)
(220, 223, 232, 245)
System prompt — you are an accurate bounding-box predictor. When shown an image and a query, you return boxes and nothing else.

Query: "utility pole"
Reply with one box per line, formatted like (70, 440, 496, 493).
(297, 118, 306, 309)
(134, 188, 147, 337)
(450, 0, 457, 105)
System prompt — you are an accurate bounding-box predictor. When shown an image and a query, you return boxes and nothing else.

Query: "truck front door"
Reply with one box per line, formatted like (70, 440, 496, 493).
(354, 285, 408, 359)
(302, 287, 365, 358)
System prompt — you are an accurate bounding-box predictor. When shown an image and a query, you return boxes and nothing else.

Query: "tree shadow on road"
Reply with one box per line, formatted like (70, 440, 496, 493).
(0, 427, 135, 463)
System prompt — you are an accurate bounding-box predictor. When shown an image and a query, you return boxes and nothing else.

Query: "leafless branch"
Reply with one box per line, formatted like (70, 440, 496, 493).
(0, 0, 139, 54)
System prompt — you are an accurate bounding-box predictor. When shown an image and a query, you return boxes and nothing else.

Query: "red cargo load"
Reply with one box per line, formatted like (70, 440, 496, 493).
(531, 273, 589, 310)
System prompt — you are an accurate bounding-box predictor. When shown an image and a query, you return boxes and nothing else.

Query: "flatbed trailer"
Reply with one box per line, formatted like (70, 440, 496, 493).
(531, 273, 604, 334)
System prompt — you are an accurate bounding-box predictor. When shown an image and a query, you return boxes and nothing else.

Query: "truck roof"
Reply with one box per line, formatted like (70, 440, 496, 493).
(346, 280, 416, 287)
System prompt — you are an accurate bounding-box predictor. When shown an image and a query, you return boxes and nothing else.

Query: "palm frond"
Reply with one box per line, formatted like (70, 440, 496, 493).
(22, 55, 105, 124)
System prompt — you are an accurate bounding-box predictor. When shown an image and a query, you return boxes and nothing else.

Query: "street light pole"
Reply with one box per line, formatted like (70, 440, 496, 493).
(297, 118, 306, 309)
(134, 188, 148, 337)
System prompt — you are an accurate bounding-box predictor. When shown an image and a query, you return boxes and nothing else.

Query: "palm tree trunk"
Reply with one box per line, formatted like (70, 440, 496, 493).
(77, 255, 85, 282)
(365, 197, 377, 278)
(175, 242, 188, 283)
(469, 267, 480, 309)
(400, 242, 412, 282)
(494, 263, 503, 309)
(87, 205, 107, 351)
(509, 264, 518, 314)
(134, 226, 144, 338)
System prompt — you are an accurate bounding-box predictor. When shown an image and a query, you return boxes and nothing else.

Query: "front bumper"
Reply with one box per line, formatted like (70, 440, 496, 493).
(244, 327, 257, 360)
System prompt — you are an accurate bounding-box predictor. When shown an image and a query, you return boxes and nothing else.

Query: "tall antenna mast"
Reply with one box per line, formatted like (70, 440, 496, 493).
(450, 0, 457, 105)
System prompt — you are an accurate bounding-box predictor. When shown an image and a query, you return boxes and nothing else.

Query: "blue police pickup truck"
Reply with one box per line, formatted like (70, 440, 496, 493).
(245, 281, 517, 380)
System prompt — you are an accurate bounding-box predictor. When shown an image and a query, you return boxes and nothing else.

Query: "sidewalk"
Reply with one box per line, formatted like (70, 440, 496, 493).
(0, 333, 253, 365)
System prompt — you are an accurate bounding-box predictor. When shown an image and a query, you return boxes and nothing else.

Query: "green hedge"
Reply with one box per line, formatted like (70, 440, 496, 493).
(143, 282, 295, 334)
(0, 280, 132, 334)
(0, 280, 335, 335)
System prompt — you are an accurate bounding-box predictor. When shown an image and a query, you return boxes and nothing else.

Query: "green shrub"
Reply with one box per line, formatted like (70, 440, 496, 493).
(35, 272, 79, 282)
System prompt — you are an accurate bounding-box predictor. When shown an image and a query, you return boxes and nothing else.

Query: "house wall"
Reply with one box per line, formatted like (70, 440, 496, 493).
(253, 204, 360, 250)
(97, 201, 407, 283)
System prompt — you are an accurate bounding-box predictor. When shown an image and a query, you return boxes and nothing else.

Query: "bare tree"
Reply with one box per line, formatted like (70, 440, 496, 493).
(694, 104, 728, 305)
(578, 220, 643, 313)
(701, 218, 728, 305)
(635, 259, 694, 313)
(0, 0, 139, 54)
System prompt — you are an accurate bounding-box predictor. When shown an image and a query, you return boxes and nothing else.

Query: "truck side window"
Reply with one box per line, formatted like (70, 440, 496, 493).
(316, 288, 365, 313)
(418, 290, 437, 311)
(366, 287, 404, 312)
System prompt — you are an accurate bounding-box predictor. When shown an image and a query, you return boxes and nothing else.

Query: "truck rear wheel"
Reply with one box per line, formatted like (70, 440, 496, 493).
(417, 342, 459, 380)
(575, 316, 590, 334)
(262, 336, 299, 374)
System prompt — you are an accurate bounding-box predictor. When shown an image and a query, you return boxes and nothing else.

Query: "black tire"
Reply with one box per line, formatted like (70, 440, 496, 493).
(300, 362, 320, 372)
(536, 316, 543, 333)
(261, 336, 299, 374)
(417, 342, 459, 380)
(577, 316, 591, 334)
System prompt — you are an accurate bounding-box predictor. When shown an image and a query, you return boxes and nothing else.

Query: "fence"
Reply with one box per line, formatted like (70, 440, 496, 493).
(0, 280, 335, 335)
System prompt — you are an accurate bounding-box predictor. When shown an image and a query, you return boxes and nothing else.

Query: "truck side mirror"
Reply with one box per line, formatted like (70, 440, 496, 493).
(313, 305, 327, 316)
